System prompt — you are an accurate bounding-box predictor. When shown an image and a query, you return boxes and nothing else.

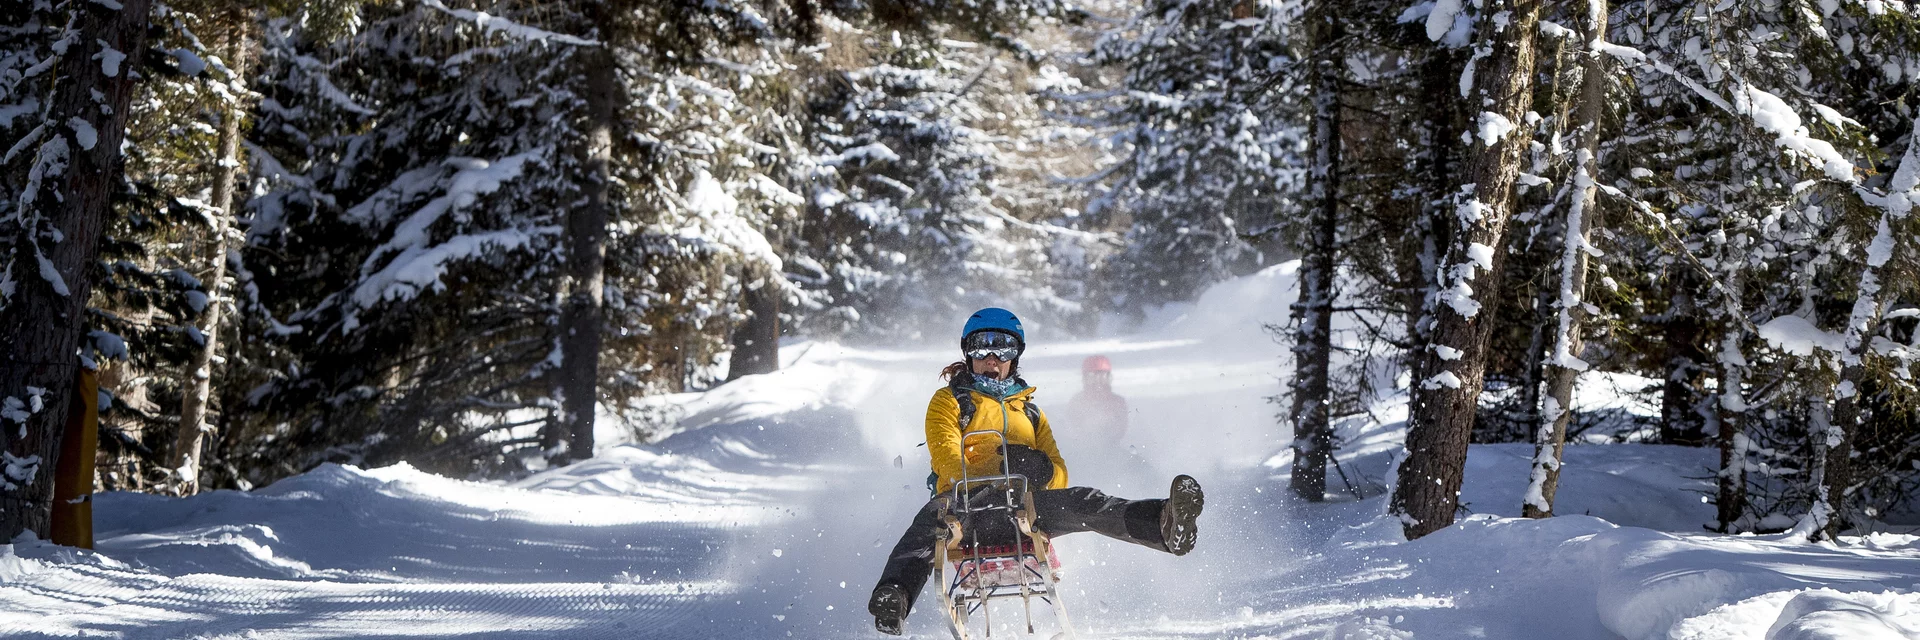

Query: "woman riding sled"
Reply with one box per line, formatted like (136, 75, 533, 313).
(867, 307, 1206, 635)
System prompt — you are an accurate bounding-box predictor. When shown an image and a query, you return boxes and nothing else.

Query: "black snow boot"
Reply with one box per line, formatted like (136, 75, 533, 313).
(869, 582, 910, 636)
(1160, 475, 1205, 556)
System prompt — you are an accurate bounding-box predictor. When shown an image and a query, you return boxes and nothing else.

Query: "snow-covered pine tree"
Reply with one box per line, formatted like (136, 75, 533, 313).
(93, 3, 252, 493)
(549, 0, 619, 465)
(1598, 0, 1826, 531)
(235, 1, 594, 480)
(1380, 5, 1469, 445)
(0, 0, 157, 538)
(1791, 1, 1920, 541)
(1593, 0, 1920, 534)
(1082, 0, 1303, 309)
(220, 0, 1089, 484)
(791, 15, 1090, 340)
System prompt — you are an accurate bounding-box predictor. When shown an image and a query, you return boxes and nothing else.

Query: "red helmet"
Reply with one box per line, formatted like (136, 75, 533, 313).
(1082, 355, 1112, 372)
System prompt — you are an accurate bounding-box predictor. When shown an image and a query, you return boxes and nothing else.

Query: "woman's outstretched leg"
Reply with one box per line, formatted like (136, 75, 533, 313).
(870, 494, 947, 635)
(1032, 475, 1205, 555)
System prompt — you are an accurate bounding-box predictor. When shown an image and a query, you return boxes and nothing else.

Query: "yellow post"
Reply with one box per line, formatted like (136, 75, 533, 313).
(50, 368, 97, 549)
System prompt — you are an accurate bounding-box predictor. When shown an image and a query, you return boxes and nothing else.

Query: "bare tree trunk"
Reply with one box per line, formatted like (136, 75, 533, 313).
(1515, 287, 1551, 440)
(553, 31, 617, 465)
(1714, 285, 1748, 532)
(1289, 5, 1342, 503)
(1524, 0, 1608, 519)
(1806, 118, 1919, 539)
(1820, 370, 1864, 539)
(725, 270, 782, 381)
(1792, 395, 1837, 540)
(1392, 0, 1545, 540)
(171, 29, 252, 494)
(0, 0, 154, 539)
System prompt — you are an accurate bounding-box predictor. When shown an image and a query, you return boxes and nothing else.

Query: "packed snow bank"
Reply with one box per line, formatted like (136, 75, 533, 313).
(0, 460, 751, 638)
(605, 341, 887, 448)
(1673, 589, 1920, 640)
(1224, 506, 1920, 640)
(0, 536, 723, 639)
(83, 462, 762, 583)
(1594, 529, 1920, 640)
(1764, 590, 1920, 640)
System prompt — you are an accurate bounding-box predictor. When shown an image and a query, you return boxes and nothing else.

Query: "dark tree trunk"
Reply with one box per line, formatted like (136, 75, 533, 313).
(726, 274, 782, 381)
(1820, 360, 1864, 540)
(1392, 0, 1544, 540)
(552, 27, 618, 465)
(1661, 288, 1708, 445)
(1799, 396, 1837, 539)
(1290, 7, 1342, 502)
(1404, 47, 1462, 422)
(1515, 287, 1551, 440)
(1524, 0, 1608, 519)
(0, 0, 154, 539)
(172, 28, 251, 494)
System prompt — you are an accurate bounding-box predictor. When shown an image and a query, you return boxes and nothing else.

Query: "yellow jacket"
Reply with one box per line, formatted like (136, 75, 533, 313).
(926, 384, 1068, 494)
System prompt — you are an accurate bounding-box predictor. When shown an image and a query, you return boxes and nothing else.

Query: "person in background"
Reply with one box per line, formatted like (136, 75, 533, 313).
(1067, 355, 1129, 443)
(867, 308, 1205, 635)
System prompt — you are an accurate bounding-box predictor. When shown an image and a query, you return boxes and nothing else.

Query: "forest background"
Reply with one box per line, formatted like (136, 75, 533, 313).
(3, 0, 1920, 545)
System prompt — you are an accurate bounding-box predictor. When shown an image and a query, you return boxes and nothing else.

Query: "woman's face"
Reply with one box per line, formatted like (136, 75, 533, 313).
(970, 355, 1011, 380)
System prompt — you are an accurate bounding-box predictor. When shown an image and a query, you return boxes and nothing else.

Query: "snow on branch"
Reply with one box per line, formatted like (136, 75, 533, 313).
(347, 227, 556, 331)
(1593, 40, 1857, 183)
(345, 165, 455, 227)
(342, 150, 545, 331)
(291, 55, 376, 116)
(1734, 86, 1856, 183)
(420, 0, 598, 47)
(357, 151, 541, 274)
(1757, 315, 1848, 357)
(1426, 0, 1465, 42)
(663, 171, 782, 272)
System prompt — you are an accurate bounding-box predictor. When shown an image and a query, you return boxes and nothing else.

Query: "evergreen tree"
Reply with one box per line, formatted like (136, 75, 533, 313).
(0, 0, 157, 538)
(1082, 0, 1303, 308)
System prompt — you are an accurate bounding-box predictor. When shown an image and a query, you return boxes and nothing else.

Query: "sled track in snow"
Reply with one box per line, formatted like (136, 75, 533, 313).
(7, 573, 726, 639)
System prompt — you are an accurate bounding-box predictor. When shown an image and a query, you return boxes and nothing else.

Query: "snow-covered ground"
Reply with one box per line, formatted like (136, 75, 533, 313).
(7, 263, 1920, 639)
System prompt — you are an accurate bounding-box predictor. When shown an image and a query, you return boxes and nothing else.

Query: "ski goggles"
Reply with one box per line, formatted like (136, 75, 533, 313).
(963, 331, 1022, 361)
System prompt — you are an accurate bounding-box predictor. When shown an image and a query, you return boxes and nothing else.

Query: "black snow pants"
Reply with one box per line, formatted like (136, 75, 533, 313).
(873, 445, 1167, 614)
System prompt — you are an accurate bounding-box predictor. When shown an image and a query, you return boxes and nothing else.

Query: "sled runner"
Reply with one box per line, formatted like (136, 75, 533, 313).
(932, 430, 1077, 640)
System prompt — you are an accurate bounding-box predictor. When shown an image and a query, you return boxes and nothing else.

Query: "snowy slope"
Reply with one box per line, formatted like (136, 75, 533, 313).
(6, 263, 1920, 639)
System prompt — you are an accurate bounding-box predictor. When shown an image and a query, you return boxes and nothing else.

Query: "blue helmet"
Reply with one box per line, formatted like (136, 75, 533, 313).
(962, 308, 1025, 354)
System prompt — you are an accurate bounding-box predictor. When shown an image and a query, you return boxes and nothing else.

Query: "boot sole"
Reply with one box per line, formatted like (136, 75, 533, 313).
(1163, 475, 1204, 556)
(869, 584, 909, 636)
